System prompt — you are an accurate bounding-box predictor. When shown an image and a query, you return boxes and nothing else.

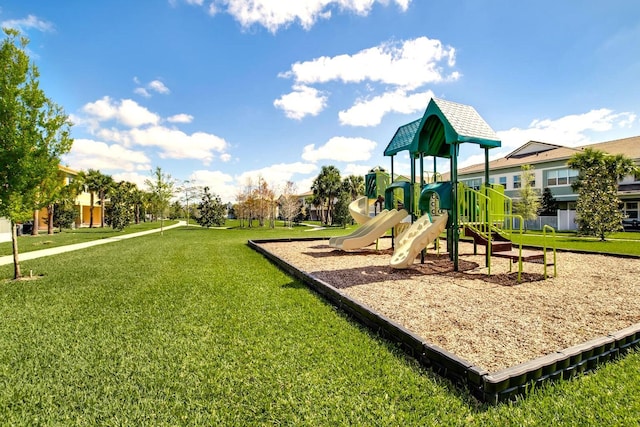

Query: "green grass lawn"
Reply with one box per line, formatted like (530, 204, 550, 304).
(509, 230, 640, 256)
(0, 220, 179, 256)
(1, 225, 639, 425)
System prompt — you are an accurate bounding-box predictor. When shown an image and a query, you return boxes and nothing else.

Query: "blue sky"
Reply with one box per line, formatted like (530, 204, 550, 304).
(2, 1, 639, 202)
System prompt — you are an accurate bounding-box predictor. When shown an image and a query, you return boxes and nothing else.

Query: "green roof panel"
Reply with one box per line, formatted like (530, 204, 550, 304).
(383, 118, 421, 156)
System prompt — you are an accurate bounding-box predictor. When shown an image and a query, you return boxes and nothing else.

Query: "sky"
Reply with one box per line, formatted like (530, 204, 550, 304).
(2, 0, 639, 202)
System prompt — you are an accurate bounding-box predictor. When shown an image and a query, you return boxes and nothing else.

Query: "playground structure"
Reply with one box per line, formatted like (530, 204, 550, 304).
(329, 208, 408, 251)
(381, 98, 556, 279)
(333, 98, 556, 280)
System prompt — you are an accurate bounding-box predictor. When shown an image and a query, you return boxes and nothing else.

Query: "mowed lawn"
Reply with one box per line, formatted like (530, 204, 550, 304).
(1, 225, 639, 425)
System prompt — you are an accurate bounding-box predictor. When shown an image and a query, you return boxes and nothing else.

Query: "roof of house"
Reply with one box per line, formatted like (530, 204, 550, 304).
(458, 135, 640, 176)
(59, 164, 79, 175)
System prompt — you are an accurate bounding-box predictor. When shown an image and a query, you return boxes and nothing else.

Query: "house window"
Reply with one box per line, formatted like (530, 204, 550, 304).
(569, 169, 578, 184)
(624, 202, 639, 219)
(546, 168, 578, 187)
(489, 177, 495, 184)
(499, 176, 507, 188)
(547, 170, 557, 186)
(513, 175, 521, 189)
(462, 178, 482, 190)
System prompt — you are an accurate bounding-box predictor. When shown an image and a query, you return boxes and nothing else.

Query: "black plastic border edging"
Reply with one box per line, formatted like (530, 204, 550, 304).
(248, 238, 640, 404)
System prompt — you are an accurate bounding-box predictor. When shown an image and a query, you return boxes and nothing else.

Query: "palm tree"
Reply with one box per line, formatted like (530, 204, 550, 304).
(96, 174, 114, 228)
(312, 166, 342, 225)
(83, 169, 114, 228)
(343, 174, 365, 200)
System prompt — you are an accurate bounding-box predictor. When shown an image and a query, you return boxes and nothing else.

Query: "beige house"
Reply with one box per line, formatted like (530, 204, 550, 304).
(0, 165, 102, 240)
(455, 136, 640, 230)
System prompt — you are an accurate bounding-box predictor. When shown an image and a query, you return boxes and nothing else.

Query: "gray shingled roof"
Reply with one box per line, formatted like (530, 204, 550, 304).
(432, 98, 500, 143)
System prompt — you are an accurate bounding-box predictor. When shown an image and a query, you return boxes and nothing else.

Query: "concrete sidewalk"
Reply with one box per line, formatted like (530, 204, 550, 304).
(0, 221, 186, 266)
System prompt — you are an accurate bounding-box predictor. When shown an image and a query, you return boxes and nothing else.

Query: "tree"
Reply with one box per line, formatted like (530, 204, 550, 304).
(343, 174, 365, 201)
(82, 169, 113, 228)
(513, 164, 540, 231)
(31, 167, 66, 235)
(177, 180, 202, 226)
(0, 29, 73, 279)
(332, 191, 352, 228)
(538, 187, 558, 216)
(168, 200, 183, 220)
(145, 167, 175, 235)
(195, 187, 226, 227)
(51, 175, 83, 232)
(280, 181, 300, 228)
(52, 200, 77, 231)
(312, 166, 342, 225)
(105, 181, 137, 231)
(568, 148, 638, 240)
(130, 187, 146, 224)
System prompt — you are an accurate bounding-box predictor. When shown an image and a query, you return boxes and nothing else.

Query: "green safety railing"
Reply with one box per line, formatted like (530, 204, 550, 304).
(542, 224, 557, 278)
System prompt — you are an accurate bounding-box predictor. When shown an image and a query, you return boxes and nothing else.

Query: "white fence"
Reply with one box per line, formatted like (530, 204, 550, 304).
(512, 211, 577, 231)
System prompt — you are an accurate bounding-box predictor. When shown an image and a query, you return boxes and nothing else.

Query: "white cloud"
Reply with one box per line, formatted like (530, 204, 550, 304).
(1, 15, 54, 32)
(118, 99, 162, 127)
(342, 163, 372, 177)
(339, 89, 433, 127)
(111, 172, 151, 189)
(194, 0, 411, 33)
(281, 36, 457, 90)
(235, 162, 318, 197)
(75, 97, 230, 166)
(149, 80, 170, 94)
(497, 108, 637, 150)
(190, 169, 236, 202)
(273, 84, 328, 120)
(134, 87, 151, 98)
(167, 113, 194, 123)
(302, 136, 376, 162)
(129, 126, 229, 165)
(190, 162, 317, 203)
(81, 97, 160, 128)
(134, 78, 170, 97)
(453, 108, 638, 170)
(64, 139, 151, 172)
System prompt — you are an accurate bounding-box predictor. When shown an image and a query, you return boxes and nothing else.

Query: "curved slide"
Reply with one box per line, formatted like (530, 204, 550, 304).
(349, 196, 372, 225)
(330, 209, 408, 251)
(390, 211, 449, 269)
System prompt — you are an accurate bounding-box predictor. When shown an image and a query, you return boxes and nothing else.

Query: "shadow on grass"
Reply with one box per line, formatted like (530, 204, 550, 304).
(281, 280, 308, 290)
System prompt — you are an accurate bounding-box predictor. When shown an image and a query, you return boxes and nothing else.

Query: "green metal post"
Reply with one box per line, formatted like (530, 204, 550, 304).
(410, 154, 416, 220)
(484, 146, 490, 268)
(451, 142, 459, 271)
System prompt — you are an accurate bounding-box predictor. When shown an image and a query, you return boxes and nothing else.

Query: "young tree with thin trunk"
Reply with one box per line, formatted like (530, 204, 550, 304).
(0, 29, 73, 279)
(145, 167, 175, 235)
(513, 164, 540, 231)
(280, 181, 300, 228)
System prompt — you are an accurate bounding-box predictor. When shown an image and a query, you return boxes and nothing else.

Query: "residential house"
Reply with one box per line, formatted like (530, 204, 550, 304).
(0, 165, 102, 241)
(455, 136, 640, 230)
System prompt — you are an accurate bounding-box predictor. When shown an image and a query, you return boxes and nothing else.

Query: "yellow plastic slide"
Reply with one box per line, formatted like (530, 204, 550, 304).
(348, 196, 371, 225)
(330, 209, 408, 250)
(390, 211, 449, 269)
